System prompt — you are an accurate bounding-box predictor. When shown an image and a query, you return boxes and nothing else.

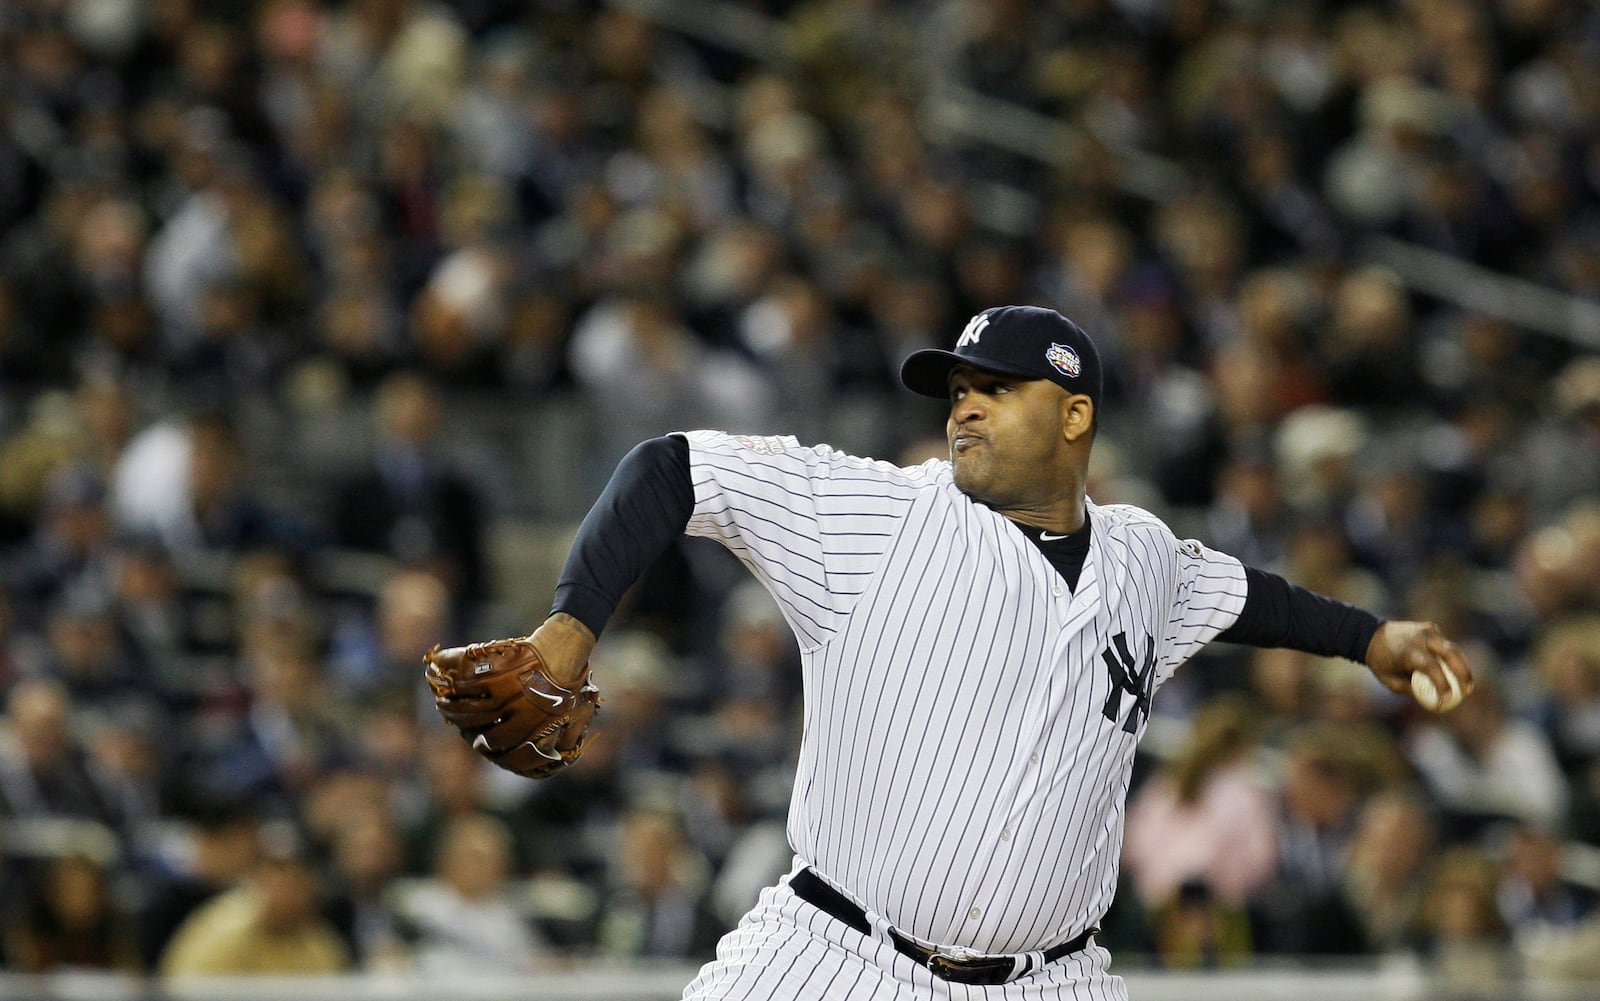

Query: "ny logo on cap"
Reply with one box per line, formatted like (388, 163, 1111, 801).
(956, 312, 990, 349)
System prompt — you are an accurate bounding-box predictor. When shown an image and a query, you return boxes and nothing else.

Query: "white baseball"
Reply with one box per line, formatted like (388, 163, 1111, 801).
(1411, 659, 1463, 712)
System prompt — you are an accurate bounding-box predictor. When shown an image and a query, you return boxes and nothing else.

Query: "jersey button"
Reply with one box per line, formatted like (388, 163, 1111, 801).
(1029, 753, 1040, 765)
(1000, 827, 1011, 841)
(969, 907, 982, 920)
(1052, 584, 1063, 597)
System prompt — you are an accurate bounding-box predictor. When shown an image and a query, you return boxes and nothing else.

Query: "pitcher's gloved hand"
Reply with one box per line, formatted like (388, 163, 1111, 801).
(425, 630, 600, 779)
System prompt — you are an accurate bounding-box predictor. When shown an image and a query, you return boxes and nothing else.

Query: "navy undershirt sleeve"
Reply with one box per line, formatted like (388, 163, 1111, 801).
(551, 435, 693, 637)
(1217, 565, 1384, 665)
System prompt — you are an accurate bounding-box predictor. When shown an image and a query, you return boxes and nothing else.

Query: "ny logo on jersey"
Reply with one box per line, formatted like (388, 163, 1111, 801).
(956, 312, 990, 349)
(1101, 631, 1155, 734)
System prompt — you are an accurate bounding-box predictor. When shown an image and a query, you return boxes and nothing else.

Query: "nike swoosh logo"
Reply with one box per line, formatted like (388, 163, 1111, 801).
(1040, 531, 1070, 541)
(527, 741, 561, 760)
(532, 689, 564, 707)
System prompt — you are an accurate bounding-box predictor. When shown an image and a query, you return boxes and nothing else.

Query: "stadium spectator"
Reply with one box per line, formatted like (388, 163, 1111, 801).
(394, 812, 548, 973)
(1, 852, 139, 973)
(566, 292, 771, 476)
(110, 410, 305, 558)
(1123, 695, 1279, 910)
(1416, 847, 1510, 988)
(2, 464, 116, 625)
(1496, 821, 1597, 932)
(159, 826, 348, 976)
(319, 795, 411, 971)
(327, 566, 453, 702)
(1407, 668, 1568, 833)
(332, 372, 488, 605)
(0, 678, 117, 827)
(1529, 615, 1600, 780)
(104, 536, 201, 696)
(596, 804, 721, 960)
(136, 801, 262, 970)
(1342, 789, 1439, 953)
(1251, 722, 1402, 955)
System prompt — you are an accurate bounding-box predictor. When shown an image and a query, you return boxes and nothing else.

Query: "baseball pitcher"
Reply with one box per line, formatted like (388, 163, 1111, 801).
(425, 305, 1472, 999)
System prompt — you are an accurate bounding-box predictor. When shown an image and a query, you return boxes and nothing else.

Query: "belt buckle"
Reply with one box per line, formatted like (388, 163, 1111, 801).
(926, 948, 1012, 985)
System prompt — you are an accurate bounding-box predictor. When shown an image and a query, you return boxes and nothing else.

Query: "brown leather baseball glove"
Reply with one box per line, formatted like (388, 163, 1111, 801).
(424, 635, 601, 779)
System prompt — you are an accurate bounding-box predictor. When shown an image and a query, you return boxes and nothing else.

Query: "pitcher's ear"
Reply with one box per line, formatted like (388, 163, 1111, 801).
(1063, 395, 1095, 443)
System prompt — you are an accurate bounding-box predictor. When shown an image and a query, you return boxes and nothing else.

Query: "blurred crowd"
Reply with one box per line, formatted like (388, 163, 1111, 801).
(1, 0, 1600, 987)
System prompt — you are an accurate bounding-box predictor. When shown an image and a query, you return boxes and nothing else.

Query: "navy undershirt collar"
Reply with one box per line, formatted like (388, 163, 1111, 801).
(1010, 512, 1092, 594)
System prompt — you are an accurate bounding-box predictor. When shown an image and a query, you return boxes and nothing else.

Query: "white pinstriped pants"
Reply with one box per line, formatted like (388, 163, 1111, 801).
(682, 872, 1129, 1001)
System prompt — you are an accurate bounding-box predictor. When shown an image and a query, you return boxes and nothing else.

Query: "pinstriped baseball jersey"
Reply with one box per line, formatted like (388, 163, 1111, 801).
(681, 430, 1250, 956)
(682, 869, 1124, 1000)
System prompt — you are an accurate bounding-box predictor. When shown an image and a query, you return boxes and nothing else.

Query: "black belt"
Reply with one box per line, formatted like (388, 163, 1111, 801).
(789, 867, 1096, 986)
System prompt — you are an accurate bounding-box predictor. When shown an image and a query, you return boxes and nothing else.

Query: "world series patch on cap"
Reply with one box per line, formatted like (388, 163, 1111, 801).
(900, 305, 1103, 407)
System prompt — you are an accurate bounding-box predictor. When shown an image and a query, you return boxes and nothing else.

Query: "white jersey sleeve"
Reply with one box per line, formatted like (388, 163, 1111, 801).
(1163, 533, 1249, 669)
(677, 430, 930, 650)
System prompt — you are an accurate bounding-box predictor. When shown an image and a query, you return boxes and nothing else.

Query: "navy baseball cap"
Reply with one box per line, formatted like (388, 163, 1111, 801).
(900, 305, 1103, 407)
